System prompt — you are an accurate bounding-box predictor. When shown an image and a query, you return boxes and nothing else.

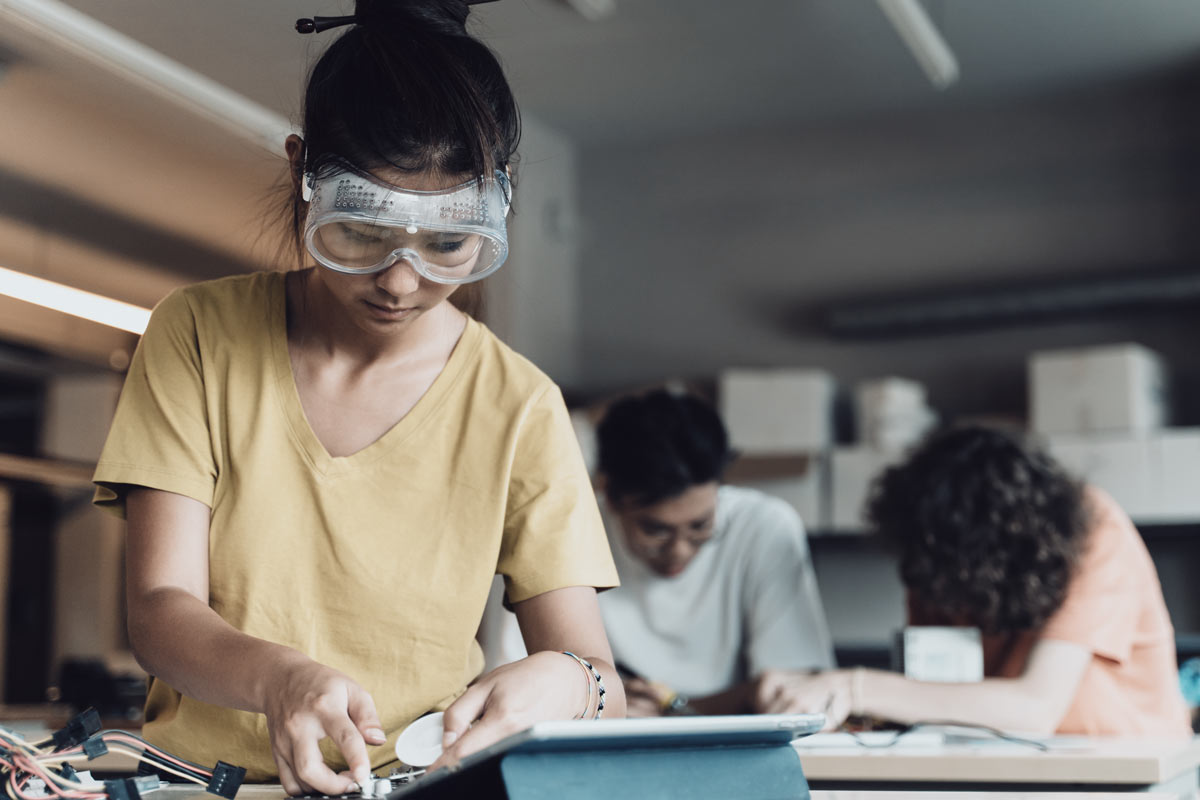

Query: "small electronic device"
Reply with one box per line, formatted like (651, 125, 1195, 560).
(388, 714, 823, 800)
(897, 626, 984, 683)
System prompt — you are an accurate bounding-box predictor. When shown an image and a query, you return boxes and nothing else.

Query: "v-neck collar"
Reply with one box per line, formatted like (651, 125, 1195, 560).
(267, 271, 481, 476)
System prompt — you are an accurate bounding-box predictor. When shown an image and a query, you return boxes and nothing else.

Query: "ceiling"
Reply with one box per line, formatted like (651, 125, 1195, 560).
(1, 0, 1199, 368)
(16, 0, 1200, 147)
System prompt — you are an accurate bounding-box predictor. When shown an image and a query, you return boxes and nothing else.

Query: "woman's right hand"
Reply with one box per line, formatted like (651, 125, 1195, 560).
(124, 489, 384, 796)
(262, 656, 387, 796)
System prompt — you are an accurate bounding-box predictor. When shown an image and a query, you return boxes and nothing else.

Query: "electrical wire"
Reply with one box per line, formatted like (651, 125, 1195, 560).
(99, 732, 213, 778)
(34, 733, 212, 785)
(100, 746, 204, 786)
(843, 719, 1050, 751)
(1, 714, 242, 800)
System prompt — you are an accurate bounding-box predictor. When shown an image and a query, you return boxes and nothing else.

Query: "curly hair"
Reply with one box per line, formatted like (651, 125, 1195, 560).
(866, 424, 1090, 634)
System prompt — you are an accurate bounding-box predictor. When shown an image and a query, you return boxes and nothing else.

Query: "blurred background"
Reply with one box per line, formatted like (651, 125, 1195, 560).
(0, 0, 1198, 714)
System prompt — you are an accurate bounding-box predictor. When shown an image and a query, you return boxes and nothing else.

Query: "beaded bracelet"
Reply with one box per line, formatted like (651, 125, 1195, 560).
(561, 651, 594, 719)
(560, 651, 599, 719)
(560, 651, 606, 719)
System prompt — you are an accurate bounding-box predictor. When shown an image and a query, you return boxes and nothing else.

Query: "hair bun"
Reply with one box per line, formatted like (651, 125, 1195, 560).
(354, 0, 472, 36)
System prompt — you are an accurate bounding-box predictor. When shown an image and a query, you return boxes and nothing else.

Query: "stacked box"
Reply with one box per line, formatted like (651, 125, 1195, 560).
(719, 368, 834, 454)
(829, 447, 904, 532)
(732, 456, 827, 530)
(856, 376, 938, 452)
(1030, 343, 1168, 435)
(1047, 428, 1200, 524)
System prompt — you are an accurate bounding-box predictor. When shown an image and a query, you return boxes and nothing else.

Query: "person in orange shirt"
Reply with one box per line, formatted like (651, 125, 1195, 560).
(757, 424, 1192, 738)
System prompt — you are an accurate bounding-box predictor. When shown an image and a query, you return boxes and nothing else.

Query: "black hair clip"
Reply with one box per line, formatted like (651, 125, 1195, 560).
(296, 1, 500, 33)
(295, 15, 358, 34)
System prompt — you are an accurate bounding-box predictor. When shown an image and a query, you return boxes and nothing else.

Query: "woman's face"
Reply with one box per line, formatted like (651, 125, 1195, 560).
(311, 167, 467, 334)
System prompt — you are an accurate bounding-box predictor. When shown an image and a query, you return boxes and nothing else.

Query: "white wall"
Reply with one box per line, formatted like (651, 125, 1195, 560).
(811, 541, 905, 647)
(41, 373, 123, 464)
(574, 82, 1200, 420)
(573, 80, 1200, 644)
(41, 374, 128, 669)
(486, 115, 583, 386)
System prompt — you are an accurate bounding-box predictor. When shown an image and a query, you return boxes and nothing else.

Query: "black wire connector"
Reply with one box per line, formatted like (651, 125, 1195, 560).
(206, 761, 247, 799)
(83, 735, 109, 760)
(104, 776, 158, 800)
(50, 708, 103, 750)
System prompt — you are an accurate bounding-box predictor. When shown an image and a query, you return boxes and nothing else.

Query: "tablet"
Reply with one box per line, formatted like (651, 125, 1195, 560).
(388, 713, 824, 797)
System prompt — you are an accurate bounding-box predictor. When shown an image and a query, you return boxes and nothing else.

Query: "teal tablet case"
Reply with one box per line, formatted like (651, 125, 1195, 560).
(397, 741, 810, 799)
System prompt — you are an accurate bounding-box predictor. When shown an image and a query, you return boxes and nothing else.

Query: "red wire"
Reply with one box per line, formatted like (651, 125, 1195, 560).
(4, 730, 216, 800)
(8, 753, 102, 800)
(100, 733, 212, 777)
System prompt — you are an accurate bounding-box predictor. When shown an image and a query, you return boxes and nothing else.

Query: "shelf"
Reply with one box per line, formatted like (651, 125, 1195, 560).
(0, 453, 95, 490)
(832, 636, 1200, 667)
(725, 454, 811, 481)
(809, 529, 872, 539)
(810, 520, 1200, 540)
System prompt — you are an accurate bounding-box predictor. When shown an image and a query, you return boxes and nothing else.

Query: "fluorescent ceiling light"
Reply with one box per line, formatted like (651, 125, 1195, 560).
(876, 0, 959, 90)
(0, 0, 293, 154)
(0, 265, 151, 334)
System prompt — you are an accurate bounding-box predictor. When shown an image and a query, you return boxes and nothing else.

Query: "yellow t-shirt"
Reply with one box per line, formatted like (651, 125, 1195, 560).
(93, 270, 618, 779)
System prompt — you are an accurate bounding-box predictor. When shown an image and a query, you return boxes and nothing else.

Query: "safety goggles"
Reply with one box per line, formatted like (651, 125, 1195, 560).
(302, 160, 511, 284)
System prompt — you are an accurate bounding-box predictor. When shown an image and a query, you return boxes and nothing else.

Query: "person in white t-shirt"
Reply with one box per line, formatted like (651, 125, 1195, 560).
(594, 389, 835, 716)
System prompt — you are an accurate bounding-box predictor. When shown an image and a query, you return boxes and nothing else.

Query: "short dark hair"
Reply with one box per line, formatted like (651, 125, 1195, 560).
(596, 390, 733, 508)
(282, 0, 521, 316)
(867, 424, 1089, 634)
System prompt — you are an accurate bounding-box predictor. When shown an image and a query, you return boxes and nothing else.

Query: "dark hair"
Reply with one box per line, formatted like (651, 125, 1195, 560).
(867, 424, 1090, 634)
(596, 390, 733, 508)
(282, 0, 521, 316)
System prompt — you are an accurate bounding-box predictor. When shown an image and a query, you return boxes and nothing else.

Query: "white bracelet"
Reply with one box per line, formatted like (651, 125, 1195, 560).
(560, 651, 594, 719)
(561, 651, 606, 719)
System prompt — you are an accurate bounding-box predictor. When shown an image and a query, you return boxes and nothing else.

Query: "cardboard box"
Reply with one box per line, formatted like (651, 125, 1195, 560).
(1030, 343, 1168, 435)
(829, 447, 903, 532)
(860, 407, 938, 452)
(720, 368, 834, 454)
(734, 460, 826, 531)
(1152, 429, 1200, 523)
(1045, 433, 1156, 522)
(1046, 429, 1200, 524)
(856, 377, 938, 451)
(857, 376, 927, 418)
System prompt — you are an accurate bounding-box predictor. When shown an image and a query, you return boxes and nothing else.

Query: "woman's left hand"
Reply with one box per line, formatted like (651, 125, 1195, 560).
(622, 678, 668, 718)
(427, 650, 593, 772)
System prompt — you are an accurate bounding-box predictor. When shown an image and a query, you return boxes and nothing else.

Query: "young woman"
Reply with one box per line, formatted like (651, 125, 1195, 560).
(92, 2, 623, 794)
(754, 425, 1190, 739)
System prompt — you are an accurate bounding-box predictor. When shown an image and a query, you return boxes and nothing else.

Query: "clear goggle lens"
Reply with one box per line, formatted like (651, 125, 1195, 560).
(302, 162, 510, 284)
(310, 222, 490, 276)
